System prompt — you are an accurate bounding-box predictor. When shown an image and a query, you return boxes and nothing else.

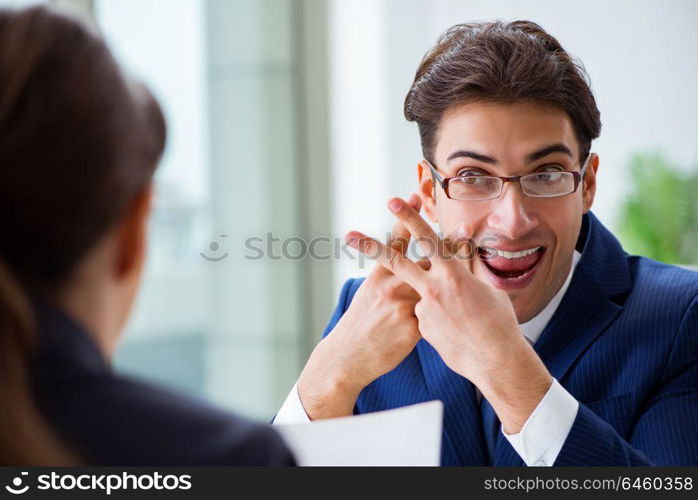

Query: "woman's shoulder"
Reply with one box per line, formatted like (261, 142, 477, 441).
(39, 371, 294, 466)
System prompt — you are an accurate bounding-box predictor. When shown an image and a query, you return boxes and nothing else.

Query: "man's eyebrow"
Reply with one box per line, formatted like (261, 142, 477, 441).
(446, 150, 498, 164)
(445, 143, 574, 165)
(526, 143, 574, 163)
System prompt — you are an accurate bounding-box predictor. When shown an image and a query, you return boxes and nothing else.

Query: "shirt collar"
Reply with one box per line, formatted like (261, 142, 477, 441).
(519, 250, 582, 345)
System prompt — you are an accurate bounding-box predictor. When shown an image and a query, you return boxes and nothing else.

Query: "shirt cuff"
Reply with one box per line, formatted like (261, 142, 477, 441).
(501, 377, 579, 466)
(272, 382, 311, 425)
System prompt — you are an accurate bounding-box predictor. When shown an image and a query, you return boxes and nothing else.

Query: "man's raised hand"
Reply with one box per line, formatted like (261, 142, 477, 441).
(296, 195, 425, 419)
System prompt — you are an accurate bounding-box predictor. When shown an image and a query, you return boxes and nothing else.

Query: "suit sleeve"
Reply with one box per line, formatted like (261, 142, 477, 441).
(272, 278, 361, 424)
(555, 296, 698, 466)
(321, 278, 361, 338)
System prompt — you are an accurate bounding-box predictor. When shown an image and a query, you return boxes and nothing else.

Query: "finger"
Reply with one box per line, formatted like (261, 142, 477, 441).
(387, 197, 450, 265)
(387, 194, 421, 255)
(346, 231, 425, 290)
(376, 195, 421, 278)
(447, 226, 479, 274)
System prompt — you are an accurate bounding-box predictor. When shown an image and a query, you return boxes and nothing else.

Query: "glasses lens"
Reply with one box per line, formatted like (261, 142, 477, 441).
(521, 172, 575, 197)
(448, 176, 501, 200)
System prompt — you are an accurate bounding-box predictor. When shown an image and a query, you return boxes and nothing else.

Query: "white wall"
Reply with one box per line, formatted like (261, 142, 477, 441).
(330, 0, 698, 291)
(96, 0, 308, 419)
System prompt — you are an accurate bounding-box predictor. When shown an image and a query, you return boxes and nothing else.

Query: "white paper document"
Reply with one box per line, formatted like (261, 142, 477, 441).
(274, 400, 443, 466)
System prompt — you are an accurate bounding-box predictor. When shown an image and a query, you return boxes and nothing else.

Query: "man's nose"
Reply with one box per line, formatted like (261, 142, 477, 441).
(485, 182, 539, 240)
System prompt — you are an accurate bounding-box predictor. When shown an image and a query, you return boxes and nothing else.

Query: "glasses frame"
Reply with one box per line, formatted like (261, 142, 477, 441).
(426, 152, 592, 201)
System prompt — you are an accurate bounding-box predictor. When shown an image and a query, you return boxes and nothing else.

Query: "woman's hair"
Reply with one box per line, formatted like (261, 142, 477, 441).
(0, 5, 166, 464)
(404, 20, 601, 165)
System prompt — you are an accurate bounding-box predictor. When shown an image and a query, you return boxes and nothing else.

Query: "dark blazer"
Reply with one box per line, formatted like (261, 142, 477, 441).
(322, 212, 698, 466)
(30, 302, 295, 466)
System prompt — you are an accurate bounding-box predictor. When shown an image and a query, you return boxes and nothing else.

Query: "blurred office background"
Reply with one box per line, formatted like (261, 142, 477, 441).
(3, 0, 697, 419)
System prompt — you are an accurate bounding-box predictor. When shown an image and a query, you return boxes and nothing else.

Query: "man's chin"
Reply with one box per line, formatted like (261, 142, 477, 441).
(511, 297, 545, 324)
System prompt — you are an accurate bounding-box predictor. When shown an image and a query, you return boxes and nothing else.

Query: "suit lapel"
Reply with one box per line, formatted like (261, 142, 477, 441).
(416, 339, 487, 465)
(532, 273, 622, 382)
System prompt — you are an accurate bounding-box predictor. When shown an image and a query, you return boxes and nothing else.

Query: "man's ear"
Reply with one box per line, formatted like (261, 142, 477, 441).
(417, 161, 438, 223)
(115, 184, 154, 279)
(582, 153, 599, 214)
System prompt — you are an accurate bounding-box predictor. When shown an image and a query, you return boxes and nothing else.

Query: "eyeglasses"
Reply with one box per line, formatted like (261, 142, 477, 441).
(426, 153, 592, 201)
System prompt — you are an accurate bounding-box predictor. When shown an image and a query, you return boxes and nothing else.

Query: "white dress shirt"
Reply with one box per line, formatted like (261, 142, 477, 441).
(274, 251, 582, 467)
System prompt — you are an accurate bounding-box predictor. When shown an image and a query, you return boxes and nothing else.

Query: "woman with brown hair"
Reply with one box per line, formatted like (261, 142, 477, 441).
(0, 5, 293, 465)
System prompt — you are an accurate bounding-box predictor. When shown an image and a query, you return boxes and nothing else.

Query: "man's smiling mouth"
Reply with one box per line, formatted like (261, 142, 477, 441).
(478, 245, 545, 288)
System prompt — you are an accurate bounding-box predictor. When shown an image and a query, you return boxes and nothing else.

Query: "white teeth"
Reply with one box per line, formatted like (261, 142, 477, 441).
(495, 247, 541, 259)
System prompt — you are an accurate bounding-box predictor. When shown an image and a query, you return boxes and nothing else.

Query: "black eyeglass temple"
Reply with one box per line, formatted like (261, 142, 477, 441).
(426, 161, 445, 185)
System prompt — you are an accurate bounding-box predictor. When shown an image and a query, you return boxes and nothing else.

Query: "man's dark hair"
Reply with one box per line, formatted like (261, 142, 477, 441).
(404, 20, 601, 165)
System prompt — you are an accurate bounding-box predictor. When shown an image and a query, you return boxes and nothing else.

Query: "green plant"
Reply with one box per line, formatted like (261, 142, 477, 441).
(617, 151, 698, 265)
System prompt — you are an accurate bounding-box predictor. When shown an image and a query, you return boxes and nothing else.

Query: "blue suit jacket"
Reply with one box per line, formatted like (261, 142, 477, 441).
(322, 212, 698, 466)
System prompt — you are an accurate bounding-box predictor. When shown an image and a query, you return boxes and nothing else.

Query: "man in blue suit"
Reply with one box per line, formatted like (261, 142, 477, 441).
(275, 20, 698, 466)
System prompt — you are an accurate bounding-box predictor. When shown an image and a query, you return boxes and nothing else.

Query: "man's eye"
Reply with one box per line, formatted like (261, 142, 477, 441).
(456, 169, 485, 177)
(537, 165, 564, 172)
